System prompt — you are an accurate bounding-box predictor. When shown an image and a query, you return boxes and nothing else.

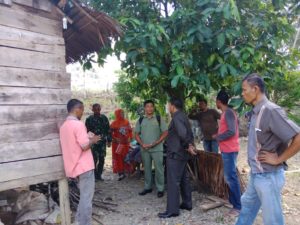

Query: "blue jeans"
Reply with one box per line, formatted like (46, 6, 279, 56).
(236, 169, 285, 225)
(222, 152, 242, 210)
(203, 140, 219, 153)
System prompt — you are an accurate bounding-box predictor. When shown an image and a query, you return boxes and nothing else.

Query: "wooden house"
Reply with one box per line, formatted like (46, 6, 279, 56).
(0, 0, 121, 223)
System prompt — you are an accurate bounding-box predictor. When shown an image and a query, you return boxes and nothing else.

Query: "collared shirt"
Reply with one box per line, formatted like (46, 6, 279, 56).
(135, 115, 168, 152)
(60, 116, 94, 178)
(166, 110, 194, 160)
(248, 97, 300, 173)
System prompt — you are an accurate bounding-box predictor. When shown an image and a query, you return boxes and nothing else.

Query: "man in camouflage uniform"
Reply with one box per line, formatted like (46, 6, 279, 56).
(86, 103, 112, 181)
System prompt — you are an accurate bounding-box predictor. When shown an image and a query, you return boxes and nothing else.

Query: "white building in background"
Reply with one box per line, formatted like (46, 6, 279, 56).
(67, 55, 121, 92)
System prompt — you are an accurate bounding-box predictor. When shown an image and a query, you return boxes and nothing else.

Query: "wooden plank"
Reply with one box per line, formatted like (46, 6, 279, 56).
(0, 87, 71, 105)
(0, 47, 65, 71)
(0, 139, 62, 163)
(0, 40, 65, 55)
(0, 25, 64, 45)
(0, 5, 62, 36)
(0, 156, 64, 183)
(0, 122, 60, 143)
(59, 179, 71, 225)
(0, 67, 70, 89)
(0, 171, 65, 192)
(13, 0, 52, 12)
(0, 105, 67, 125)
(200, 201, 224, 212)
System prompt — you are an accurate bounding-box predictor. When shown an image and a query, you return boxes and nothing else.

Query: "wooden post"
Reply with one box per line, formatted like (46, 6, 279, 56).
(59, 178, 71, 225)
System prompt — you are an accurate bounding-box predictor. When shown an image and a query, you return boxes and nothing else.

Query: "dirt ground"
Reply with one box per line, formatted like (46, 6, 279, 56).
(91, 138, 300, 225)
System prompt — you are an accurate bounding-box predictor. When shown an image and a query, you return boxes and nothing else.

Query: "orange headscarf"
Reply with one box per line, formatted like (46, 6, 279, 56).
(110, 109, 132, 140)
(111, 109, 127, 129)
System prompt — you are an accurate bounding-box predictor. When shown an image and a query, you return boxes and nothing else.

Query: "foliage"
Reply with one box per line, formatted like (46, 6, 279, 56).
(81, 0, 300, 114)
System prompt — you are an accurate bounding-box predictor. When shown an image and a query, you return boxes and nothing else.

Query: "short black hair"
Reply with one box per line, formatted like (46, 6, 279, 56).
(198, 98, 207, 105)
(242, 73, 265, 93)
(169, 97, 184, 110)
(67, 99, 83, 113)
(144, 99, 155, 107)
(216, 90, 229, 105)
(92, 103, 101, 109)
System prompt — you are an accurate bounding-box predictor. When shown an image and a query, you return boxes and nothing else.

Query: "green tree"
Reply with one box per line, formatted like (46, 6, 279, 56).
(81, 0, 299, 113)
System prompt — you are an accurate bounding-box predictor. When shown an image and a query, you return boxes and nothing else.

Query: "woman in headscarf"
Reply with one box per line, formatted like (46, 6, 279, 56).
(110, 109, 133, 181)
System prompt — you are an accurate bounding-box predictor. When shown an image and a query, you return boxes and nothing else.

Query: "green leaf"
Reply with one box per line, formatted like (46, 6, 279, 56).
(150, 67, 160, 76)
(223, 4, 231, 19)
(207, 54, 216, 67)
(220, 64, 228, 77)
(187, 27, 198, 37)
(201, 8, 215, 16)
(139, 67, 149, 81)
(171, 75, 181, 88)
(176, 65, 184, 76)
(150, 36, 157, 47)
(127, 50, 138, 63)
(227, 64, 238, 76)
(217, 33, 225, 49)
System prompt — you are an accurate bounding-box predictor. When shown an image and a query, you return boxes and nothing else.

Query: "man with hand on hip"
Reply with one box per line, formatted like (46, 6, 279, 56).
(236, 74, 300, 225)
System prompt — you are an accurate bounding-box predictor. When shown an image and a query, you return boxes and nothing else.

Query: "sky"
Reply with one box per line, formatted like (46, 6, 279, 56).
(67, 55, 121, 91)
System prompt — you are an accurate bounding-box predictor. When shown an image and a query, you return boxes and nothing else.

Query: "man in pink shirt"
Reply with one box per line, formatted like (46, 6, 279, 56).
(213, 90, 241, 217)
(60, 99, 101, 225)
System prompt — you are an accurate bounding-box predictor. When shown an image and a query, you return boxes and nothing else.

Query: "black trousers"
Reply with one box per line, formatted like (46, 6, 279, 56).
(166, 157, 192, 214)
(92, 150, 105, 179)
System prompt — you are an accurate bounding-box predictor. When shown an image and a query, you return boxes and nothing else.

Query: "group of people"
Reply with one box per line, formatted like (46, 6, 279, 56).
(59, 73, 300, 225)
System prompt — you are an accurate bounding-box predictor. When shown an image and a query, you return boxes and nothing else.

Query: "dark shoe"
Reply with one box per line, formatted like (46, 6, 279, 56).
(180, 204, 192, 211)
(158, 211, 179, 219)
(118, 174, 126, 181)
(157, 191, 164, 198)
(139, 189, 152, 196)
(98, 177, 104, 181)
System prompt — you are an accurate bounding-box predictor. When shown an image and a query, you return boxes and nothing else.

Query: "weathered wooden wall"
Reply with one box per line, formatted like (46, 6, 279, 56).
(0, 0, 71, 192)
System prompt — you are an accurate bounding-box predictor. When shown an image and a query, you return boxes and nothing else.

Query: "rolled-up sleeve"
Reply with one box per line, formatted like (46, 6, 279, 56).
(269, 108, 300, 143)
(75, 123, 90, 149)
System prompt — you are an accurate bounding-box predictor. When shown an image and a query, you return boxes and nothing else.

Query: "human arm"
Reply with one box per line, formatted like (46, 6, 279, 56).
(173, 114, 193, 149)
(258, 133, 300, 165)
(75, 123, 101, 151)
(85, 117, 92, 132)
(105, 117, 112, 147)
(149, 131, 168, 148)
(215, 109, 236, 141)
(258, 108, 300, 165)
(213, 109, 221, 120)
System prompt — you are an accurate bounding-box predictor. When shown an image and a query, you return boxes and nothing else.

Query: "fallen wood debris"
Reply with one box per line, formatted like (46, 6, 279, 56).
(200, 201, 224, 212)
(189, 150, 246, 199)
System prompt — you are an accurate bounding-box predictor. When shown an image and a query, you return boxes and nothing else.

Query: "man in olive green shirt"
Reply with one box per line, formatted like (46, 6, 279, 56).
(135, 100, 168, 198)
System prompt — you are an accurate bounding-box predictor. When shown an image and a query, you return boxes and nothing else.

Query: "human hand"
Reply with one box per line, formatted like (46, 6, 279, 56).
(88, 131, 95, 138)
(212, 134, 218, 140)
(90, 135, 101, 144)
(187, 144, 197, 156)
(142, 143, 152, 150)
(258, 151, 280, 165)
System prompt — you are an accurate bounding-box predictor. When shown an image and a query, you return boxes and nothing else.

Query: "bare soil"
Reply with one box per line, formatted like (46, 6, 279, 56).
(92, 138, 300, 225)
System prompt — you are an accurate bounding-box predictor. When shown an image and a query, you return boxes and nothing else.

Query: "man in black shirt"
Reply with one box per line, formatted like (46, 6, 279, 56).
(158, 98, 197, 219)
